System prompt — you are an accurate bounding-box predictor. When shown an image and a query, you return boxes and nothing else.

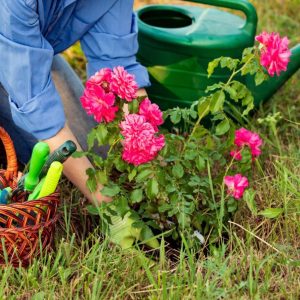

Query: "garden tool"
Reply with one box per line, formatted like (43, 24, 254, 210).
(28, 161, 63, 200)
(136, 0, 300, 110)
(0, 187, 12, 204)
(23, 142, 50, 192)
(14, 140, 75, 197)
(39, 140, 76, 179)
(27, 177, 45, 201)
(36, 161, 63, 199)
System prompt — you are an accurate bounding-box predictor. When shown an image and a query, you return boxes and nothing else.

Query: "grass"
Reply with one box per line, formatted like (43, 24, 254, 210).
(1, 1, 300, 299)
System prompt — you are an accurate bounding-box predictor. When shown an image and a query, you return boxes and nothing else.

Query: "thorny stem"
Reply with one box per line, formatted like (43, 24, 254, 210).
(219, 154, 236, 235)
(185, 51, 257, 153)
(107, 138, 121, 157)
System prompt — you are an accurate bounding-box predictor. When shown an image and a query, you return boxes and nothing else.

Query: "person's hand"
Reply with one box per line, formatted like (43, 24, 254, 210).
(43, 124, 111, 204)
(136, 88, 148, 98)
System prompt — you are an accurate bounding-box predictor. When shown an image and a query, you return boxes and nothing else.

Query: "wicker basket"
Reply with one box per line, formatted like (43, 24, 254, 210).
(0, 127, 59, 267)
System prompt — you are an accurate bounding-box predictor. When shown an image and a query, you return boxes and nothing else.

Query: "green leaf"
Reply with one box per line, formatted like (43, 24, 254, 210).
(115, 196, 130, 217)
(87, 128, 96, 149)
(243, 189, 257, 215)
(95, 124, 108, 145)
(210, 90, 225, 113)
(86, 205, 101, 215)
(146, 178, 159, 200)
(258, 208, 284, 219)
(72, 151, 88, 158)
(215, 118, 230, 135)
(211, 112, 225, 121)
(205, 83, 222, 93)
(165, 184, 176, 193)
(172, 163, 184, 179)
(177, 212, 191, 229)
(207, 58, 221, 78)
(224, 85, 237, 101)
(241, 60, 258, 76)
(139, 225, 158, 248)
(231, 81, 248, 101)
(242, 93, 254, 116)
(101, 185, 120, 197)
(128, 99, 139, 113)
(220, 57, 239, 70)
(227, 197, 238, 213)
(136, 169, 153, 183)
(242, 47, 253, 59)
(158, 203, 172, 213)
(196, 156, 205, 171)
(170, 109, 181, 124)
(189, 109, 198, 119)
(130, 189, 143, 204)
(193, 125, 209, 139)
(86, 168, 97, 192)
(115, 156, 127, 172)
(90, 153, 104, 168)
(184, 150, 198, 160)
(128, 168, 137, 182)
(198, 98, 210, 120)
(96, 170, 108, 185)
(255, 71, 267, 86)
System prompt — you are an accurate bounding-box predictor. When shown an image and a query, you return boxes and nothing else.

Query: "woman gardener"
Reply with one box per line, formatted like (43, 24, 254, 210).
(0, 0, 149, 204)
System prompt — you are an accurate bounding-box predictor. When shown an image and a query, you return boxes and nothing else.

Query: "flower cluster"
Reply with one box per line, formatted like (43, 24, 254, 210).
(256, 32, 291, 77)
(110, 66, 138, 101)
(230, 127, 262, 161)
(120, 114, 165, 166)
(139, 98, 164, 131)
(80, 66, 138, 123)
(224, 174, 249, 199)
(81, 66, 165, 166)
(225, 128, 262, 200)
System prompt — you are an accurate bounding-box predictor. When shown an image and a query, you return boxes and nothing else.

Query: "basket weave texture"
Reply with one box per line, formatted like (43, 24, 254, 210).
(0, 127, 59, 267)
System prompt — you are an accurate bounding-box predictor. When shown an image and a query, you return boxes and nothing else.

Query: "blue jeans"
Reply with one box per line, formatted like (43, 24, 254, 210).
(0, 55, 102, 164)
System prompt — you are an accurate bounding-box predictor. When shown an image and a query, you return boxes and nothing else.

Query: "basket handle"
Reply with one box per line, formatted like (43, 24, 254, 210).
(0, 127, 18, 182)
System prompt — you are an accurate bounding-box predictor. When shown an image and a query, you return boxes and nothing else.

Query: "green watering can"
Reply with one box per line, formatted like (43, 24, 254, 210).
(136, 0, 300, 110)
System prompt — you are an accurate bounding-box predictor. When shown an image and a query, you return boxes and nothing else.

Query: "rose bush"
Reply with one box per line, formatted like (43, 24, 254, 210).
(77, 32, 290, 249)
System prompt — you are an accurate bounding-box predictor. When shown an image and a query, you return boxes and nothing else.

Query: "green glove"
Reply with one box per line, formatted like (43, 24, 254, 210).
(106, 210, 159, 250)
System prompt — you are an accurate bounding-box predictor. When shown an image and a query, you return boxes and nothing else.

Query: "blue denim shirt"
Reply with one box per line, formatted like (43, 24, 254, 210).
(0, 0, 150, 139)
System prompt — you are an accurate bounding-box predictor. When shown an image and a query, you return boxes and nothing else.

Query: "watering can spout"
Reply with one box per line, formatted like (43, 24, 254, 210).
(249, 44, 300, 105)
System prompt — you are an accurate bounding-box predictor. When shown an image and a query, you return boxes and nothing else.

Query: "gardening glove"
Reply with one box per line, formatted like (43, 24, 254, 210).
(107, 210, 160, 250)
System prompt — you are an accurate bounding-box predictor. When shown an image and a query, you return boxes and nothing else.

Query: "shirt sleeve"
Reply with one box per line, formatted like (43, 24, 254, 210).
(80, 0, 150, 89)
(0, 1, 65, 140)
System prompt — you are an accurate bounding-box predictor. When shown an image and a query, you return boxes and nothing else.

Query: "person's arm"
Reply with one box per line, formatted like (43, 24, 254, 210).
(0, 2, 65, 140)
(0, 2, 109, 204)
(80, 0, 151, 89)
(43, 124, 111, 204)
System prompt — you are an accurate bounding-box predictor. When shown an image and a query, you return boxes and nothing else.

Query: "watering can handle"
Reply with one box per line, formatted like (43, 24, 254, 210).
(184, 0, 257, 37)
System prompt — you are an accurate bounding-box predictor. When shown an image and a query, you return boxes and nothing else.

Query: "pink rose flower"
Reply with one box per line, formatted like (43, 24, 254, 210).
(230, 128, 262, 161)
(80, 84, 118, 123)
(120, 114, 165, 165)
(255, 32, 291, 77)
(230, 149, 242, 161)
(224, 174, 249, 199)
(139, 98, 164, 130)
(87, 68, 113, 93)
(111, 66, 138, 102)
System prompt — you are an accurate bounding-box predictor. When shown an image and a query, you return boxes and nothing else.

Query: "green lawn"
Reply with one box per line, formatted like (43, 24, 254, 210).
(1, 1, 299, 299)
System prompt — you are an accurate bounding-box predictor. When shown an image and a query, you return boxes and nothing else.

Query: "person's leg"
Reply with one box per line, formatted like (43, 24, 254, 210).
(0, 84, 37, 165)
(51, 54, 108, 157)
